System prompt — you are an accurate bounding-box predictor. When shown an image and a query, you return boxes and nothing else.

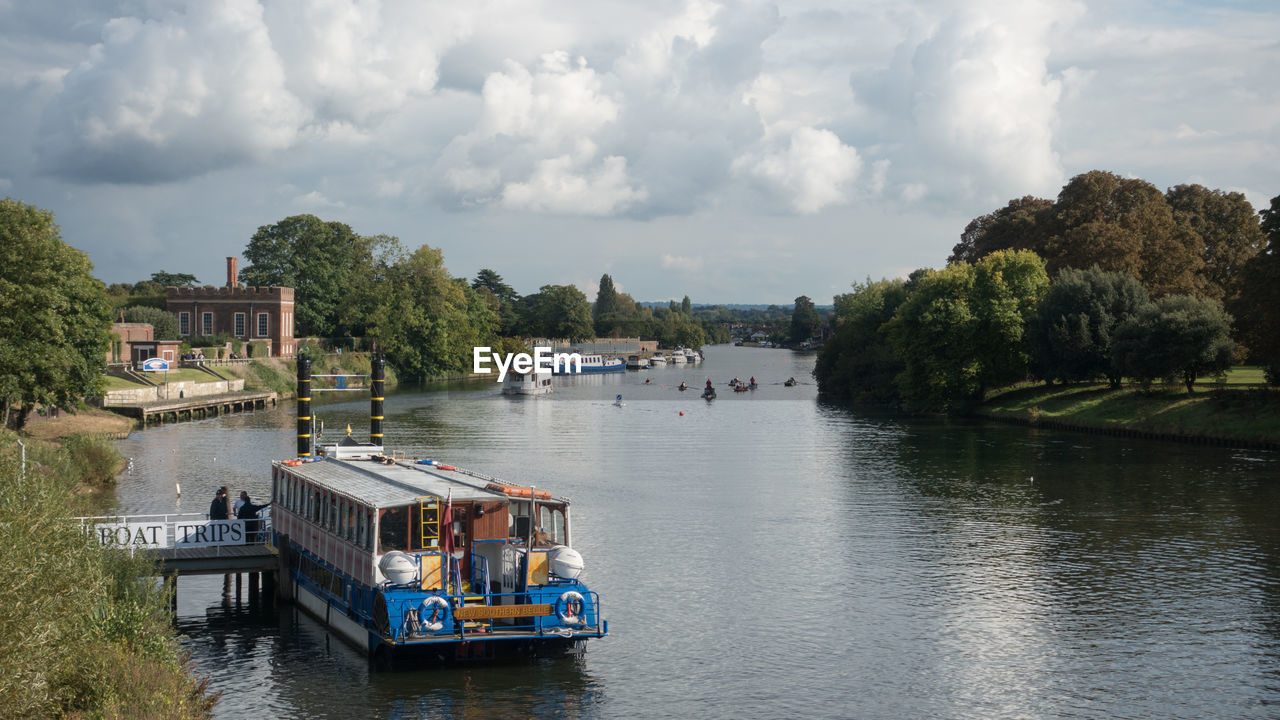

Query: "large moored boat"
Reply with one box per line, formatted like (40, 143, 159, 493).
(270, 357, 607, 664)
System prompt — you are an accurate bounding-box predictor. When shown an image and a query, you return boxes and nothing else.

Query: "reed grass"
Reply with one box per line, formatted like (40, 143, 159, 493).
(0, 432, 216, 719)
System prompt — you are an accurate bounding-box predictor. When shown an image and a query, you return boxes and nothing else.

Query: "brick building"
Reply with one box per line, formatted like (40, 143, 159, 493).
(166, 258, 297, 357)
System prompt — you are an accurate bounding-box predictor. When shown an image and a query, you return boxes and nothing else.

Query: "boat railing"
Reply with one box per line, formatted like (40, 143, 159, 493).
(392, 589, 605, 643)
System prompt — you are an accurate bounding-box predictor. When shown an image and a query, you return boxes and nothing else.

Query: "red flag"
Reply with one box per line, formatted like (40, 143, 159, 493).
(440, 490, 453, 558)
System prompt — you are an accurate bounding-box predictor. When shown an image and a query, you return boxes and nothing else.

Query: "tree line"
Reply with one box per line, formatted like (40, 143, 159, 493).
(815, 170, 1280, 411)
(2, 200, 741, 429)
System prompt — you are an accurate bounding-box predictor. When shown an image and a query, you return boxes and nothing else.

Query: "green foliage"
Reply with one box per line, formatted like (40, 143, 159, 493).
(1112, 295, 1235, 392)
(813, 278, 908, 405)
(62, 433, 123, 485)
(1030, 266, 1151, 386)
(241, 215, 380, 337)
(1230, 194, 1280, 384)
(885, 265, 982, 412)
(1165, 184, 1265, 302)
(149, 271, 200, 287)
(0, 199, 112, 429)
(121, 305, 180, 340)
(593, 274, 620, 335)
(949, 170, 1254, 299)
(0, 432, 214, 718)
(247, 340, 268, 358)
(367, 246, 498, 379)
(789, 295, 820, 344)
(517, 284, 594, 341)
(472, 268, 520, 336)
(884, 251, 1048, 412)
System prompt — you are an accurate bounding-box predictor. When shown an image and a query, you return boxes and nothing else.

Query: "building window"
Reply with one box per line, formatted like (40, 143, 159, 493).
(178, 312, 190, 335)
(234, 313, 245, 337)
(257, 313, 269, 337)
(284, 311, 293, 338)
(201, 312, 213, 336)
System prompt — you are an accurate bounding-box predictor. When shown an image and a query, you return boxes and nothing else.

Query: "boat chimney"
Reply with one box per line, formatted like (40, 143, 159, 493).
(371, 355, 385, 445)
(226, 257, 238, 288)
(297, 356, 312, 457)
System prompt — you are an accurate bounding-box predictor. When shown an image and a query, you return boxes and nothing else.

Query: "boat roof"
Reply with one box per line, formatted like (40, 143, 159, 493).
(276, 456, 556, 510)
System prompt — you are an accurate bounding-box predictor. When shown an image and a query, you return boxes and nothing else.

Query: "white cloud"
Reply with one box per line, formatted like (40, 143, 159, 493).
(734, 126, 861, 213)
(37, 0, 307, 183)
(661, 253, 704, 272)
(502, 155, 647, 215)
(901, 0, 1083, 202)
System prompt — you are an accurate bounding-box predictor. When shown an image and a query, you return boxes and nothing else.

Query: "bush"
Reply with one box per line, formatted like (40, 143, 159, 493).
(0, 432, 216, 718)
(61, 433, 122, 485)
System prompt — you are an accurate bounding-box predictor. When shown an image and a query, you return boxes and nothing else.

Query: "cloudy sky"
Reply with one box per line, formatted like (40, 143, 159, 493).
(2, 0, 1277, 304)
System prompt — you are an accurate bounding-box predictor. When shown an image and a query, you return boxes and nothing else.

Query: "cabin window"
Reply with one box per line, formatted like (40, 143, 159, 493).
(311, 489, 321, 524)
(328, 495, 338, 532)
(538, 505, 567, 545)
(346, 505, 356, 543)
(509, 500, 531, 540)
(338, 499, 347, 541)
(378, 506, 409, 553)
(356, 506, 367, 549)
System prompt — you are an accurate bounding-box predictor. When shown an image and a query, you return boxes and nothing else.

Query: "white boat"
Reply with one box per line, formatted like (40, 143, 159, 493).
(625, 355, 649, 370)
(649, 353, 667, 367)
(670, 349, 687, 364)
(686, 348, 702, 364)
(502, 371, 553, 395)
(552, 353, 625, 375)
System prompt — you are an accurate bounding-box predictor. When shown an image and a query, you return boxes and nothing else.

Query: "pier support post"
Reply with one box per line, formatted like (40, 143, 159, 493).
(276, 534, 294, 603)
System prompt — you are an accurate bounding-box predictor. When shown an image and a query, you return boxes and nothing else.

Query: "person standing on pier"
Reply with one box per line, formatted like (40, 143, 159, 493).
(209, 486, 229, 520)
(236, 493, 270, 543)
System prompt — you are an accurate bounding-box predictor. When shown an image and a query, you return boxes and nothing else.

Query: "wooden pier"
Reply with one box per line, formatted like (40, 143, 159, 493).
(108, 391, 277, 426)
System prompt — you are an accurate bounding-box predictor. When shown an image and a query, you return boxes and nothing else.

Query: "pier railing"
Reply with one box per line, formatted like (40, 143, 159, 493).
(79, 510, 273, 553)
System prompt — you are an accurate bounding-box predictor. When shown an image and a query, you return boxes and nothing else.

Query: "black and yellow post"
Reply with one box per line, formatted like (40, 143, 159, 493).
(370, 354, 385, 445)
(297, 355, 312, 457)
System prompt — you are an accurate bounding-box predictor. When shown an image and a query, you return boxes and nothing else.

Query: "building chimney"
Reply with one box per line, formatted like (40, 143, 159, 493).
(227, 257, 238, 288)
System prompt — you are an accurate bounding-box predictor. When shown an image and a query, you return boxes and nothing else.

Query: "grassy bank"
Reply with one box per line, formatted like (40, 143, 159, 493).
(0, 430, 216, 718)
(978, 381, 1280, 448)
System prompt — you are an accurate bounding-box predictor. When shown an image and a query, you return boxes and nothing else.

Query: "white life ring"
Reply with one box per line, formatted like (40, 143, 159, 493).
(556, 590, 586, 625)
(420, 595, 450, 632)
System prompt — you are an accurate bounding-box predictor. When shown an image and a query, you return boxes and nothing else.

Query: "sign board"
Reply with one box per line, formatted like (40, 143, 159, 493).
(88, 522, 170, 549)
(174, 519, 247, 547)
(454, 604, 553, 620)
(141, 357, 170, 372)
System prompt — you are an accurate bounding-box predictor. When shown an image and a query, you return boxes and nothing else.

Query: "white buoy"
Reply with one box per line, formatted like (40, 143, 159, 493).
(175, 482, 181, 496)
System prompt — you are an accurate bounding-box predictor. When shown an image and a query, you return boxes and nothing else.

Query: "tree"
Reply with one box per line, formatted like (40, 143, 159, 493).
(150, 271, 200, 287)
(949, 195, 1053, 265)
(121, 305, 180, 340)
(681, 295, 692, 316)
(970, 250, 1050, 390)
(1043, 171, 1202, 297)
(518, 285, 594, 341)
(1165, 184, 1264, 302)
(471, 268, 520, 336)
(366, 246, 496, 379)
(813, 278, 908, 405)
(884, 251, 1047, 412)
(593, 274, 620, 334)
(789, 295, 820, 344)
(1230, 193, 1280, 382)
(1111, 295, 1234, 392)
(885, 265, 981, 412)
(0, 199, 111, 429)
(241, 215, 375, 337)
(1029, 266, 1151, 387)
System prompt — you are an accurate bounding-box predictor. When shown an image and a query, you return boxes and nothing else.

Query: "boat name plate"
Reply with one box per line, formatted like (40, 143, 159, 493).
(453, 604, 554, 620)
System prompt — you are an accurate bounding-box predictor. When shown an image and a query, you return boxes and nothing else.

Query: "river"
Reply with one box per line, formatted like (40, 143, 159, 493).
(109, 344, 1280, 719)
